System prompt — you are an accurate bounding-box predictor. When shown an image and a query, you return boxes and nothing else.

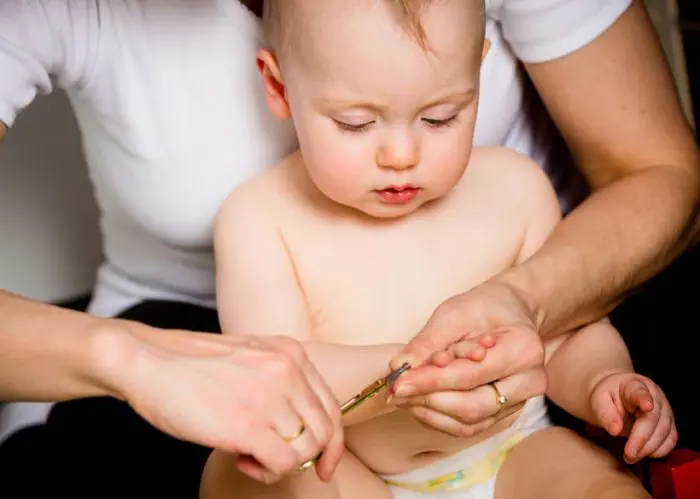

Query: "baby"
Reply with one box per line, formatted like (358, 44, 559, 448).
(201, 1, 677, 497)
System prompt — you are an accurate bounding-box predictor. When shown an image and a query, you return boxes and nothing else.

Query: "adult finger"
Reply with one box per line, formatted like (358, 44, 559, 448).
(236, 419, 301, 478)
(266, 339, 336, 456)
(393, 371, 537, 425)
(407, 405, 502, 438)
(295, 354, 344, 481)
(392, 332, 544, 396)
(391, 298, 468, 370)
(268, 336, 344, 481)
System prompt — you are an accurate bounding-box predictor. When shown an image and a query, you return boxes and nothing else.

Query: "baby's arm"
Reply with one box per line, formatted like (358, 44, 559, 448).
(214, 181, 399, 425)
(544, 319, 632, 424)
(545, 320, 677, 462)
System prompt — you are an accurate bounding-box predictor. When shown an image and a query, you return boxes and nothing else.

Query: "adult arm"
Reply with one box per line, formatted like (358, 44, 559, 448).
(390, 0, 698, 436)
(0, 289, 346, 482)
(509, 0, 700, 337)
(394, 0, 698, 364)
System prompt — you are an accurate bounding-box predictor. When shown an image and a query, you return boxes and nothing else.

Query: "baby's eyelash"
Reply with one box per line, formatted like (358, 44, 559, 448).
(422, 115, 460, 128)
(333, 119, 375, 133)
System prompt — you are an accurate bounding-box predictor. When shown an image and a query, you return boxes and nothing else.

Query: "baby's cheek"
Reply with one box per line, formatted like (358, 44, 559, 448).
(309, 140, 372, 197)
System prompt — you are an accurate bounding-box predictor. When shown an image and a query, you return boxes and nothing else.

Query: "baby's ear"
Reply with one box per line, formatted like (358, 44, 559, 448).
(256, 49, 291, 120)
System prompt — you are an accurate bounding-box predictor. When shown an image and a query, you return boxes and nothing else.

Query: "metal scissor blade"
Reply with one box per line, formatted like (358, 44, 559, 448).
(383, 362, 411, 387)
(339, 362, 411, 415)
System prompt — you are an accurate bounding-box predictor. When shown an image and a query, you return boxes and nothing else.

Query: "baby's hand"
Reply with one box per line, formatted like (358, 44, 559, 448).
(430, 334, 497, 367)
(591, 372, 677, 463)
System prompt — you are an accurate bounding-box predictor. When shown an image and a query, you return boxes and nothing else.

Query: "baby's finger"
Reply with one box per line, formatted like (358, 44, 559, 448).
(650, 421, 678, 459)
(478, 334, 497, 349)
(590, 392, 623, 436)
(431, 350, 455, 367)
(451, 340, 488, 362)
(624, 413, 659, 463)
(622, 379, 654, 414)
(431, 341, 487, 367)
(637, 406, 674, 459)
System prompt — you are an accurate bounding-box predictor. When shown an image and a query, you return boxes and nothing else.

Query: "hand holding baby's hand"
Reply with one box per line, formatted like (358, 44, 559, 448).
(591, 372, 677, 463)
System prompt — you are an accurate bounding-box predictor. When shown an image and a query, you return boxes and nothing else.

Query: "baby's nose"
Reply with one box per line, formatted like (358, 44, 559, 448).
(376, 134, 419, 170)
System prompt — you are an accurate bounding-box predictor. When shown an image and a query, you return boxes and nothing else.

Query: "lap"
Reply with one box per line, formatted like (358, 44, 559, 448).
(495, 427, 650, 499)
(201, 449, 393, 499)
(0, 299, 220, 497)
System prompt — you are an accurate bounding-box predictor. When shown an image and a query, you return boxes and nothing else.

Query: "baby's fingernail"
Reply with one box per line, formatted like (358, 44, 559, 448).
(386, 395, 394, 404)
(395, 384, 416, 397)
(391, 355, 415, 370)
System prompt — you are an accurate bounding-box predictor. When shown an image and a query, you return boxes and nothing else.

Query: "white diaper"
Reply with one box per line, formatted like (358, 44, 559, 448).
(381, 396, 552, 499)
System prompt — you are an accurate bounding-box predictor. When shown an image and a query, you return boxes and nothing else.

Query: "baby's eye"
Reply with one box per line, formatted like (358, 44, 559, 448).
(332, 118, 375, 133)
(422, 115, 459, 127)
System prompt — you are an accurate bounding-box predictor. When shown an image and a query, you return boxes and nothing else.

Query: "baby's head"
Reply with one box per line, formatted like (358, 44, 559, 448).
(258, 0, 487, 218)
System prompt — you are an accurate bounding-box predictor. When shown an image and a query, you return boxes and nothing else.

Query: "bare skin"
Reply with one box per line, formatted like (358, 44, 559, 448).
(202, 1, 673, 496)
(204, 148, 661, 496)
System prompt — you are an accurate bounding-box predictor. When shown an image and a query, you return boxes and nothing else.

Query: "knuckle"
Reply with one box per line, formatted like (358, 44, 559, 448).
(524, 339, 545, 366)
(458, 424, 480, 438)
(269, 351, 298, 377)
(316, 415, 334, 446)
(458, 402, 483, 423)
(271, 450, 298, 475)
(278, 336, 307, 361)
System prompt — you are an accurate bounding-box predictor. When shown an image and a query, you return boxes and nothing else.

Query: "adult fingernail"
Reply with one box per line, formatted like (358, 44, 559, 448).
(395, 384, 415, 397)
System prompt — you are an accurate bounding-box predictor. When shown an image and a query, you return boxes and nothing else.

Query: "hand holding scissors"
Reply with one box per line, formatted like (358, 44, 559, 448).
(296, 362, 412, 472)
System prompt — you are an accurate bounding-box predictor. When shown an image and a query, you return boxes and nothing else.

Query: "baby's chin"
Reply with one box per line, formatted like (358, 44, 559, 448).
(351, 199, 429, 220)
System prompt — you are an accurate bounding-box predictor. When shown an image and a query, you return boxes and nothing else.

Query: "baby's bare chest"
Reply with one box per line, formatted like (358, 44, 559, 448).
(282, 214, 521, 345)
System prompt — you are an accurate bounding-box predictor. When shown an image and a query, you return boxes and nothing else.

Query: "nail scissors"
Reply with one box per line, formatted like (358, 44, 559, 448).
(339, 362, 411, 414)
(297, 362, 411, 471)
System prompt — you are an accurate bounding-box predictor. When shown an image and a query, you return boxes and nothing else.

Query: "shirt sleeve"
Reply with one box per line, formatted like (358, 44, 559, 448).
(0, 0, 100, 127)
(490, 0, 633, 63)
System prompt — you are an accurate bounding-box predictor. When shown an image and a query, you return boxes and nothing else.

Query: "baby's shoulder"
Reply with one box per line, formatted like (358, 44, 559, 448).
(216, 151, 303, 233)
(457, 146, 560, 220)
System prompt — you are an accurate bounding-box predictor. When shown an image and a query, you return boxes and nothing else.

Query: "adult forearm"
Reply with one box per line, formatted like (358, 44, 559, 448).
(302, 341, 403, 425)
(0, 290, 124, 401)
(502, 165, 700, 339)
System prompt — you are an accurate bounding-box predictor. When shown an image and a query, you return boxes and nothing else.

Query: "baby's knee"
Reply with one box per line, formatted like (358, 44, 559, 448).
(199, 450, 233, 499)
(496, 427, 650, 499)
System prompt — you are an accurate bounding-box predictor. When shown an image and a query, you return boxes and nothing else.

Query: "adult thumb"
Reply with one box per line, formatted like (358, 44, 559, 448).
(390, 310, 456, 370)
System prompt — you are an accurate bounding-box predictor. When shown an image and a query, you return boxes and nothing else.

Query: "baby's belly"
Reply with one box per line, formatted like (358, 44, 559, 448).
(345, 407, 522, 475)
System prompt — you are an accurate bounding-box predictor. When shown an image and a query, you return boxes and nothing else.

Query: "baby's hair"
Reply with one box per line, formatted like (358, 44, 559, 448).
(263, 0, 485, 54)
(391, 0, 433, 47)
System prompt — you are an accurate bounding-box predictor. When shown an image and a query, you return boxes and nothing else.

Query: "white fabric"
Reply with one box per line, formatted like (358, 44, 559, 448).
(382, 397, 552, 498)
(0, 0, 631, 319)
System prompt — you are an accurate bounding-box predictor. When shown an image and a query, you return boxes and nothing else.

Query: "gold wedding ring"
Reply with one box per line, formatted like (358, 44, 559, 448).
(489, 382, 508, 412)
(283, 424, 305, 443)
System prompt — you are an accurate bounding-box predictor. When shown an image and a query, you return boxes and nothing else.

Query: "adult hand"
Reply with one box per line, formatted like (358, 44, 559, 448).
(388, 279, 547, 437)
(100, 324, 343, 484)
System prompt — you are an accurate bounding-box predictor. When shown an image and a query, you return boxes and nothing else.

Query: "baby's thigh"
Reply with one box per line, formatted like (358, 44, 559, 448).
(200, 449, 393, 499)
(494, 427, 650, 499)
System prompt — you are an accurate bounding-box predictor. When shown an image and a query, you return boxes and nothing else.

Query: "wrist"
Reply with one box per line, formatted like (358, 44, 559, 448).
(587, 369, 627, 397)
(494, 266, 546, 331)
(88, 321, 151, 401)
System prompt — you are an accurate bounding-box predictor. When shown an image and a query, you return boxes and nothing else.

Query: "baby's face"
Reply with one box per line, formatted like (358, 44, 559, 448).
(270, 0, 485, 219)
